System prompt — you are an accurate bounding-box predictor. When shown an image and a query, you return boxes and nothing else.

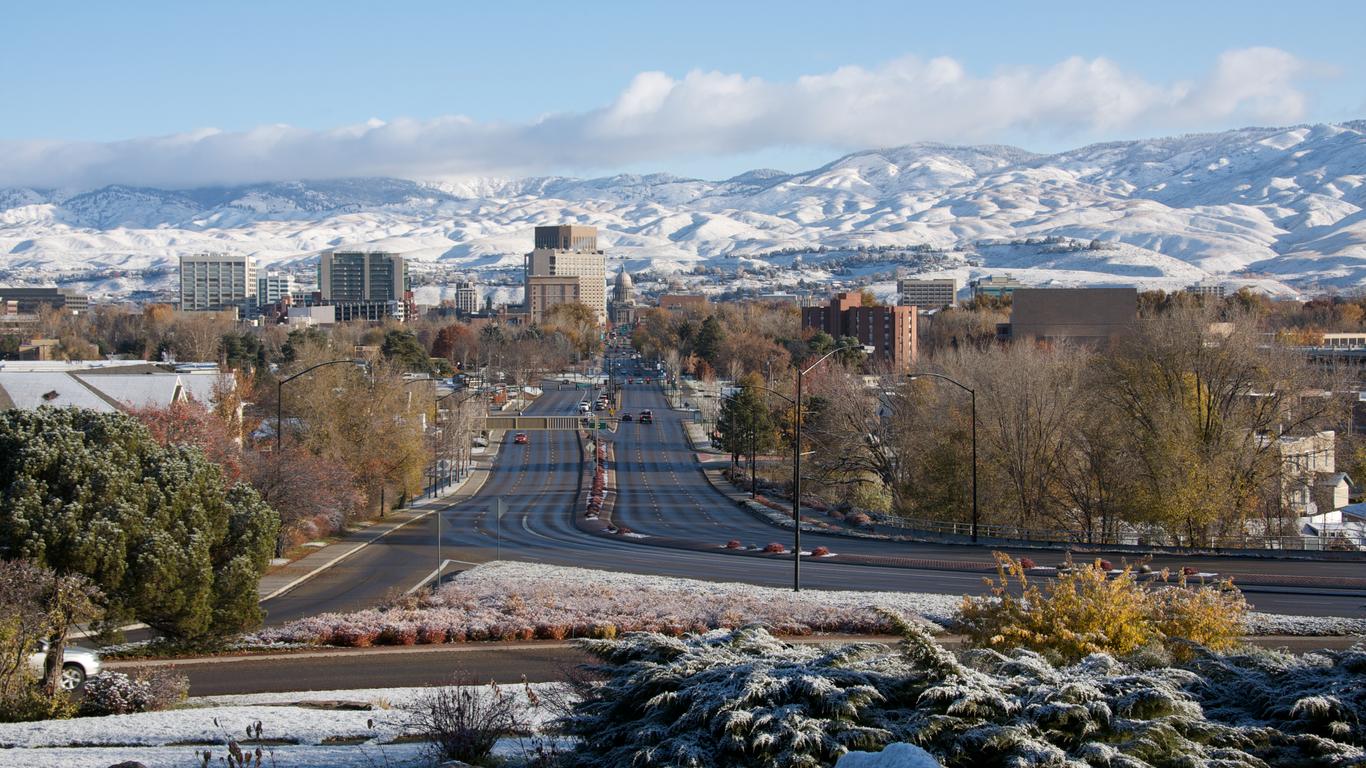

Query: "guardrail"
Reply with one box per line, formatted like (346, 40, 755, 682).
(857, 515, 1365, 552)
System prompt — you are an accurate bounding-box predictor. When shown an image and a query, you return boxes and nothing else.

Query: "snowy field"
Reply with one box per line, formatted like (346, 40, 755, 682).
(249, 561, 1366, 650)
(0, 684, 562, 768)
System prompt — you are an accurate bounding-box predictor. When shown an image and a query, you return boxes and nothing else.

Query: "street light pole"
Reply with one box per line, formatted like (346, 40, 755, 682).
(791, 341, 872, 591)
(908, 372, 978, 543)
(750, 418, 757, 498)
(273, 358, 368, 557)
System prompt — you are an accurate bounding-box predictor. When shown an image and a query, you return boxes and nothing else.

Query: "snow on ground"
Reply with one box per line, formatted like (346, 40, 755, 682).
(252, 561, 959, 649)
(0, 684, 563, 768)
(836, 742, 944, 768)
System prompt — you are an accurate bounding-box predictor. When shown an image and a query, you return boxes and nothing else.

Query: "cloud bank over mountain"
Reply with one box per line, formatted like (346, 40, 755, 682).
(0, 48, 1317, 189)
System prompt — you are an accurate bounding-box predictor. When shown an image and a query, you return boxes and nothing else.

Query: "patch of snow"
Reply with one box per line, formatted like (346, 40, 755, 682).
(836, 742, 944, 768)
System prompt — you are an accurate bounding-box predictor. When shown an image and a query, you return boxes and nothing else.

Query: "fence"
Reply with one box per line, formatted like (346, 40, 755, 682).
(862, 514, 1366, 553)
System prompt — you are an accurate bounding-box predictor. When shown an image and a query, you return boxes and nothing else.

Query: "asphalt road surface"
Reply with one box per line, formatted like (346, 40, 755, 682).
(261, 366, 1366, 629)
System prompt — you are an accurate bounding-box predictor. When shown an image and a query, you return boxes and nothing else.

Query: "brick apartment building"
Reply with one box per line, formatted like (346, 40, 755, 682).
(801, 292, 918, 372)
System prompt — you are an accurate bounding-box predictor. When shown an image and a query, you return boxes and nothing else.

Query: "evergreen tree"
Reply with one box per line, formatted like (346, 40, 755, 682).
(695, 316, 725, 365)
(0, 408, 278, 641)
(717, 374, 778, 460)
(380, 329, 434, 374)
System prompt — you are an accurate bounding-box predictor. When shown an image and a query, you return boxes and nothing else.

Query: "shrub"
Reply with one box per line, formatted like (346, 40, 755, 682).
(846, 512, 872, 526)
(959, 553, 1247, 663)
(80, 667, 189, 716)
(405, 676, 524, 765)
(724, 540, 742, 549)
(812, 546, 830, 557)
(1099, 558, 1114, 571)
(379, 624, 418, 646)
(559, 618, 1366, 768)
(0, 685, 77, 723)
(763, 542, 786, 553)
(1018, 556, 1036, 569)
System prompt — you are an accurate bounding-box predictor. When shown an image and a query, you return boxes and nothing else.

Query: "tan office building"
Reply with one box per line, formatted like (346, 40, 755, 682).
(526, 276, 583, 322)
(179, 253, 256, 313)
(897, 277, 958, 309)
(524, 225, 606, 324)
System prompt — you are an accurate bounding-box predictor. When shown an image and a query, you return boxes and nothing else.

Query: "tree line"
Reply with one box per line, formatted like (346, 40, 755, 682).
(715, 302, 1349, 547)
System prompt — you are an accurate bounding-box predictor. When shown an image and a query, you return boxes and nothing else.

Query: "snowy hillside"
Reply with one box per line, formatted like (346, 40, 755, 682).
(1, 121, 1364, 298)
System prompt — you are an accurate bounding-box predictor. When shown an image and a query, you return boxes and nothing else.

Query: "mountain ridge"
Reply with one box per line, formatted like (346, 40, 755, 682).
(1, 121, 1364, 298)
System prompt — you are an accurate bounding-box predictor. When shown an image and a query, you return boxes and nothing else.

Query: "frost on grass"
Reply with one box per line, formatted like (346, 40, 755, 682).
(558, 613, 1366, 768)
(252, 562, 954, 647)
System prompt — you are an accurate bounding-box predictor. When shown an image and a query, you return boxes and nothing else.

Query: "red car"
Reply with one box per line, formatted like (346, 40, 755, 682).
(513, 433, 529, 445)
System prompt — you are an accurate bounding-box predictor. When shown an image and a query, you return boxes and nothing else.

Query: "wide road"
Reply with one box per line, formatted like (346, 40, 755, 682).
(262, 372, 1366, 626)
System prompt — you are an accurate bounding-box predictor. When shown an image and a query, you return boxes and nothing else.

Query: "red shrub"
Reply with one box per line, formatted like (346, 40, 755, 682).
(380, 625, 418, 646)
(1098, 559, 1114, 571)
(725, 540, 742, 549)
(1182, 565, 1199, 576)
(616, 526, 633, 535)
(333, 627, 379, 648)
(1019, 556, 1037, 569)
(763, 542, 786, 553)
(536, 623, 570, 640)
(811, 546, 830, 557)
(416, 624, 448, 644)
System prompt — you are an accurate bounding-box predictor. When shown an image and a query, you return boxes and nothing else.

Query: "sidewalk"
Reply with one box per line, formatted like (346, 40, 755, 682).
(258, 436, 504, 601)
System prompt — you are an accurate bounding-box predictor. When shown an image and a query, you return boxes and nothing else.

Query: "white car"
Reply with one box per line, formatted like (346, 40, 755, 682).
(27, 642, 102, 690)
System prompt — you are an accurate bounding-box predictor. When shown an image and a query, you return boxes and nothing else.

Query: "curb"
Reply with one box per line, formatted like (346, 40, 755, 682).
(259, 437, 504, 602)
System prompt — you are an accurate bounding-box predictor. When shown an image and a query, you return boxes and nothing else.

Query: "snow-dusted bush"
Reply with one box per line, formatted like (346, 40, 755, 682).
(560, 625, 898, 767)
(559, 614, 1366, 768)
(80, 668, 188, 716)
(959, 553, 1246, 662)
(405, 677, 524, 765)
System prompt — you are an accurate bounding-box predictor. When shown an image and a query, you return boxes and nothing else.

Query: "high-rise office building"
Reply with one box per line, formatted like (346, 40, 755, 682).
(319, 252, 407, 302)
(524, 225, 606, 323)
(179, 253, 256, 313)
(897, 277, 958, 309)
(256, 272, 296, 305)
(454, 281, 480, 315)
(317, 251, 410, 321)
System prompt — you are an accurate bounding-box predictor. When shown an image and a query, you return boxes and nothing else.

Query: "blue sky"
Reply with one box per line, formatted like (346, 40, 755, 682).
(2, 0, 1363, 186)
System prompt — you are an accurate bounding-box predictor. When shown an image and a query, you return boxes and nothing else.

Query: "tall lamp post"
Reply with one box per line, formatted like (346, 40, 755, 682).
(273, 358, 368, 556)
(907, 372, 978, 543)
(791, 341, 872, 591)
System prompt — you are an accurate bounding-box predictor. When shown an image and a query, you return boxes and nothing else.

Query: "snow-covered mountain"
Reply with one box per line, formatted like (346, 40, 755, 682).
(2, 121, 1364, 299)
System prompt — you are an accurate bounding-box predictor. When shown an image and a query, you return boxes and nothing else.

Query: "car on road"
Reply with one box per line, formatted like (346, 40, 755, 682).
(578, 402, 590, 414)
(621, 412, 632, 422)
(27, 643, 101, 690)
(639, 409, 653, 424)
(514, 433, 529, 445)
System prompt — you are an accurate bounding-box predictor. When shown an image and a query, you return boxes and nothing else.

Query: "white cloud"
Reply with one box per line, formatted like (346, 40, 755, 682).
(0, 47, 1317, 189)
